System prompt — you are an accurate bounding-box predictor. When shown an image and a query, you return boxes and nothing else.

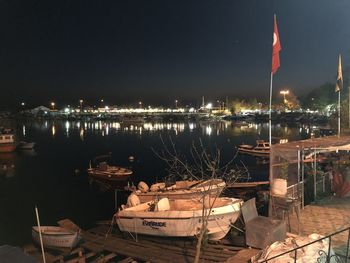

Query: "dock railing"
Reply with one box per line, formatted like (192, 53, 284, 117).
(259, 226, 350, 263)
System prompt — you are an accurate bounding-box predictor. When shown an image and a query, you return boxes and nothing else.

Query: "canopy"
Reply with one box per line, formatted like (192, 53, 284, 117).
(271, 136, 350, 163)
(270, 136, 350, 209)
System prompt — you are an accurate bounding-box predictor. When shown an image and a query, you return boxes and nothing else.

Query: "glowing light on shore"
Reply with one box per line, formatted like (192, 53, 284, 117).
(206, 103, 212, 109)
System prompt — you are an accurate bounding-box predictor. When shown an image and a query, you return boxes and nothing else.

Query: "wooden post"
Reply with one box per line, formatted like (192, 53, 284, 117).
(114, 189, 118, 210)
(313, 148, 317, 200)
(35, 206, 46, 263)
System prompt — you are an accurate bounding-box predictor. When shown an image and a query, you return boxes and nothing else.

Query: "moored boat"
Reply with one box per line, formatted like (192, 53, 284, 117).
(31, 226, 80, 248)
(237, 140, 270, 157)
(132, 179, 226, 203)
(87, 154, 133, 182)
(0, 129, 16, 153)
(19, 141, 35, 150)
(87, 162, 133, 181)
(115, 196, 243, 240)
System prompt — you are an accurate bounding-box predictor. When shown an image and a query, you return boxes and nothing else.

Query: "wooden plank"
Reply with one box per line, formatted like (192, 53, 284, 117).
(82, 230, 233, 262)
(80, 225, 244, 262)
(226, 181, 269, 188)
(82, 233, 187, 262)
(122, 234, 240, 256)
(92, 253, 117, 263)
(225, 248, 260, 263)
(128, 237, 236, 259)
(118, 257, 134, 263)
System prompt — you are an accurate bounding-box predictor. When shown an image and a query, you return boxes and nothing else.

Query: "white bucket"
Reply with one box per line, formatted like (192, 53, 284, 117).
(271, 179, 287, 196)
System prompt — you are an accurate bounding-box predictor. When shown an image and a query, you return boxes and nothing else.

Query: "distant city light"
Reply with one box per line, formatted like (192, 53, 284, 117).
(280, 90, 289, 103)
(206, 103, 212, 109)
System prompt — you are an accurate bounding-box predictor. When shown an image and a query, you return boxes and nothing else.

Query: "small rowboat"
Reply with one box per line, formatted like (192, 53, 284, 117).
(32, 226, 80, 248)
(19, 141, 36, 150)
(237, 140, 270, 157)
(115, 196, 243, 240)
(87, 161, 133, 181)
(0, 130, 16, 153)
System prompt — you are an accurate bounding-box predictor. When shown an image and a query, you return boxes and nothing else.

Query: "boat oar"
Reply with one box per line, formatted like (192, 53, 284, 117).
(35, 206, 47, 263)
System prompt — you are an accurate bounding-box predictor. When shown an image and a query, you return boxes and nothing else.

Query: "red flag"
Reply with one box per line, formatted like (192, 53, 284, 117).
(335, 54, 343, 92)
(272, 15, 281, 74)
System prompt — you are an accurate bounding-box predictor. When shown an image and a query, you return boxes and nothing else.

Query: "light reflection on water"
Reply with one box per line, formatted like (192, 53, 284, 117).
(24, 120, 302, 140)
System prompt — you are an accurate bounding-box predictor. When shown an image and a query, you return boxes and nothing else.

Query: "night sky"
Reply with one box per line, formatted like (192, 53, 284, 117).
(1, 0, 350, 108)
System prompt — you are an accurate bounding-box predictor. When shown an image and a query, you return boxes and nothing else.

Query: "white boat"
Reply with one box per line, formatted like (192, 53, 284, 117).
(0, 129, 16, 153)
(32, 226, 80, 248)
(115, 196, 243, 240)
(133, 179, 226, 203)
(237, 140, 270, 157)
(19, 141, 35, 150)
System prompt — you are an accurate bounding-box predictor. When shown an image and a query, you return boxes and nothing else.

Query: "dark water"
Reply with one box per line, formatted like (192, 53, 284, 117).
(0, 120, 312, 246)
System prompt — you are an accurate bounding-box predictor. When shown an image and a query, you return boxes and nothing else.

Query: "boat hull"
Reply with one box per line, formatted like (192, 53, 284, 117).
(237, 140, 270, 157)
(87, 167, 132, 181)
(19, 142, 35, 150)
(237, 147, 269, 157)
(116, 198, 242, 240)
(32, 226, 80, 248)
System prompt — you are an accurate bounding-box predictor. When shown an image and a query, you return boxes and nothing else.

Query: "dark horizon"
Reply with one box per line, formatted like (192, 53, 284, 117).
(1, 0, 350, 109)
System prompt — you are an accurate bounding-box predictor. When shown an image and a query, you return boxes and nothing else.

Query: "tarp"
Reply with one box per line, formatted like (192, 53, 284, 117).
(271, 136, 350, 163)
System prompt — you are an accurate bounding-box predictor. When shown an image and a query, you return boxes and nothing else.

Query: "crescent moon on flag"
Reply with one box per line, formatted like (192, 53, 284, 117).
(273, 32, 277, 46)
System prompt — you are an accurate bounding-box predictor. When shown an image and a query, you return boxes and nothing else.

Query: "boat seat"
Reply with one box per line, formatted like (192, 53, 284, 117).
(242, 198, 286, 249)
(155, 198, 170, 211)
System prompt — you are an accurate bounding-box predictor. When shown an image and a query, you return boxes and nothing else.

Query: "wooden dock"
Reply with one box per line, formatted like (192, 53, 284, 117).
(81, 224, 242, 262)
(24, 222, 255, 262)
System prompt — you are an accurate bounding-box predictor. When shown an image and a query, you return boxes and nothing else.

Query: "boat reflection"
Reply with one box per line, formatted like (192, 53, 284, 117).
(88, 177, 131, 192)
(0, 152, 16, 178)
(20, 149, 37, 157)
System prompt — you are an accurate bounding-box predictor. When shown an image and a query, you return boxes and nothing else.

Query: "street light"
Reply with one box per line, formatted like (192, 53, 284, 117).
(217, 100, 222, 110)
(139, 101, 142, 109)
(79, 99, 83, 111)
(175, 99, 178, 109)
(280, 90, 289, 103)
(51, 102, 55, 110)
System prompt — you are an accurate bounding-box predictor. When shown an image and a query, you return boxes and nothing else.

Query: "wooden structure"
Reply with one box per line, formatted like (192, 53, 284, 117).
(226, 181, 269, 189)
(24, 220, 254, 262)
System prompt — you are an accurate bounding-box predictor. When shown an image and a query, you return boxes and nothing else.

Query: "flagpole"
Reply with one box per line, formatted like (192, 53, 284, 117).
(269, 72, 273, 146)
(336, 54, 342, 137)
(338, 89, 341, 137)
(270, 13, 281, 144)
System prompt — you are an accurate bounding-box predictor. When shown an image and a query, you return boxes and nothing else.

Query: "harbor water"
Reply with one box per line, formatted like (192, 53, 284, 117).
(0, 119, 312, 246)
